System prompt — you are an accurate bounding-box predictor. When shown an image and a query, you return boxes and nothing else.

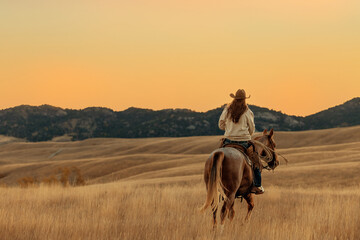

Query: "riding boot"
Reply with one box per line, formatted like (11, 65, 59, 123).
(251, 167, 264, 194)
(245, 146, 264, 194)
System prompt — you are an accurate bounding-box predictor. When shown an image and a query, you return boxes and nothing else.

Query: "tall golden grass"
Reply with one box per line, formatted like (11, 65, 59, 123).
(1, 127, 360, 239)
(16, 167, 86, 188)
(0, 181, 359, 240)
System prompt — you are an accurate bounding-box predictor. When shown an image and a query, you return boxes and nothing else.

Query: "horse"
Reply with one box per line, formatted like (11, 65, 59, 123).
(200, 128, 280, 228)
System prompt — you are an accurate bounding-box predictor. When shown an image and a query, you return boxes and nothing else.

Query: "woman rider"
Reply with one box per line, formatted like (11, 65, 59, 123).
(218, 89, 264, 194)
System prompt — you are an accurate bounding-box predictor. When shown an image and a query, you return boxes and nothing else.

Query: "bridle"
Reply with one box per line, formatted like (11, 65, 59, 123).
(262, 135, 288, 169)
(254, 134, 288, 171)
(265, 136, 278, 169)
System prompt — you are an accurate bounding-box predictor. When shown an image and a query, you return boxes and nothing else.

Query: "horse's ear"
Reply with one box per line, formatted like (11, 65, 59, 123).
(263, 129, 268, 135)
(269, 128, 274, 137)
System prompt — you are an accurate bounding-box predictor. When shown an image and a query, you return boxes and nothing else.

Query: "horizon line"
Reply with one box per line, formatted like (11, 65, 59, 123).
(1, 97, 358, 118)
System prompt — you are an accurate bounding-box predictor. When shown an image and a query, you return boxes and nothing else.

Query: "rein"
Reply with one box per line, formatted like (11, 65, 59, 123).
(250, 139, 289, 171)
(262, 146, 289, 164)
(249, 140, 273, 162)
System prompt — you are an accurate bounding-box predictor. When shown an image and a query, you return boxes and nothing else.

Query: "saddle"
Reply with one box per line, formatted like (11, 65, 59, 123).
(219, 138, 262, 169)
(219, 140, 251, 167)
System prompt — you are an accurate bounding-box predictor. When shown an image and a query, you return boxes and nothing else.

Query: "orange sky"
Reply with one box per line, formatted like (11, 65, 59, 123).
(1, 0, 359, 116)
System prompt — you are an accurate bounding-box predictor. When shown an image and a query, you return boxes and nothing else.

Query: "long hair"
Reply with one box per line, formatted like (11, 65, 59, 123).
(226, 99, 248, 123)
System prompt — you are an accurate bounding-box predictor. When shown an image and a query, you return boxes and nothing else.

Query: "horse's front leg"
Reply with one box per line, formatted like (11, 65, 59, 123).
(243, 193, 254, 221)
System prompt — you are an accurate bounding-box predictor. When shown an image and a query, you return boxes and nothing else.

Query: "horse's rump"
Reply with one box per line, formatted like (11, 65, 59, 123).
(201, 148, 249, 213)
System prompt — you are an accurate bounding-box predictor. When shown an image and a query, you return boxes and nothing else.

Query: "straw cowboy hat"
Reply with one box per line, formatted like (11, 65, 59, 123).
(230, 89, 251, 100)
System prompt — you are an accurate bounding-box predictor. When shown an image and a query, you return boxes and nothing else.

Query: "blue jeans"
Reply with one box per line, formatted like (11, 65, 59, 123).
(222, 138, 250, 149)
(253, 168, 262, 187)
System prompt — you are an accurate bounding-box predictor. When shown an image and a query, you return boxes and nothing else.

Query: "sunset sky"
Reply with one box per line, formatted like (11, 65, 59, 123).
(1, 0, 359, 116)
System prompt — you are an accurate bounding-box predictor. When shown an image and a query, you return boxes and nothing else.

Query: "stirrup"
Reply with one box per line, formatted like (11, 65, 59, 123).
(251, 186, 265, 195)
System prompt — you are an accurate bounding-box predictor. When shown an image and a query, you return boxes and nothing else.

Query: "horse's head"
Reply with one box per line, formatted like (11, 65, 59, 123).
(256, 128, 279, 170)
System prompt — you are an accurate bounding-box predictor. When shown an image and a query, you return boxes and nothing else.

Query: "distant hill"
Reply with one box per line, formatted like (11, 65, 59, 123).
(0, 98, 358, 141)
(304, 98, 360, 129)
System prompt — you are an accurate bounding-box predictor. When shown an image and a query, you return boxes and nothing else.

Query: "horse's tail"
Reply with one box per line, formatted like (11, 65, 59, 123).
(200, 151, 227, 213)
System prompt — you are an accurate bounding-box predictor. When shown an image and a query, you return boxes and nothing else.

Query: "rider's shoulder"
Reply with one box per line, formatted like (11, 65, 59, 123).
(246, 107, 254, 116)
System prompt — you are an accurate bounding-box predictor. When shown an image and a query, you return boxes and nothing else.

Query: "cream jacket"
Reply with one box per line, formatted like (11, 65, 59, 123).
(218, 106, 255, 141)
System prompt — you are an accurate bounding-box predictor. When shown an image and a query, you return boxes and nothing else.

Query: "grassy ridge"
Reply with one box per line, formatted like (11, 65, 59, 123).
(0, 126, 360, 185)
(0, 126, 360, 239)
(0, 183, 359, 240)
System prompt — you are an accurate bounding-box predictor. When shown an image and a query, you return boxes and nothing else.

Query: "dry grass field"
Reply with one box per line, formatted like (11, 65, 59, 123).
(0, 126, 360, 239)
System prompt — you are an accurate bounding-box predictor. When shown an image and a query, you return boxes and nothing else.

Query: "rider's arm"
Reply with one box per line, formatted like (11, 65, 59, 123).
(218, 107, 228, 130)
(247, 109, 255, 135)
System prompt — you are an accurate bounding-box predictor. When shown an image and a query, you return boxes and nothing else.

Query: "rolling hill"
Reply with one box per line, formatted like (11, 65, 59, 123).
(0, 97, 358, 141)
(0, 125, 359, 187)
(0, 125, 360, 239)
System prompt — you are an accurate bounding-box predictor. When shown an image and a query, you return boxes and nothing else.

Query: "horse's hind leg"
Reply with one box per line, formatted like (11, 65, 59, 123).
(212, 208, 217, 229)
(228, 201, 235, 222)
(220, 193, 235, 225)
(244, 194, 254, 221)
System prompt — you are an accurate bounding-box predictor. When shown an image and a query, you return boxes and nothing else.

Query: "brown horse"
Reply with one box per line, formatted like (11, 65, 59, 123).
(200, 129, 279, 227)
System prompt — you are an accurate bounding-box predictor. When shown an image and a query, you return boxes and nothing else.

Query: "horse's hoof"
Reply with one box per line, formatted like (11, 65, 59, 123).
(219, 225, 224, 234)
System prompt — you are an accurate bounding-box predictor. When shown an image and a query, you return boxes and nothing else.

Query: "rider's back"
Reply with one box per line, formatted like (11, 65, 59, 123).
(218, 105, 255, 141)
